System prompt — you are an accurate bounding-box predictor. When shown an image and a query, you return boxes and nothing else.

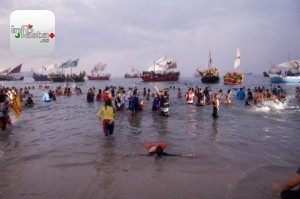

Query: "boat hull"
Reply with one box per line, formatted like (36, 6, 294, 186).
(124, 74, 140, 78)
(49, 72, 86, 83)
(0, 76, 24, 81)
(87, 75, 110, 80)
(140, 72, 180, 82)
(50, 77, 85, 82)
(269, 74, 300, 83)
(224, 72, 244, 85)
(201, 76, 220, 83)
(32, 74, 51, 81)
(224, 77, 242, 85)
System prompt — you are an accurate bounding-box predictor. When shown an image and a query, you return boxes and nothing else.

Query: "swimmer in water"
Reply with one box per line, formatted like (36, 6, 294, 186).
(123, 142, 195, 158)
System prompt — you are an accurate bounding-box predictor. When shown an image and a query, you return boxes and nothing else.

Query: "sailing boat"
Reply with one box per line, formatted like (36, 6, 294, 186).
(49, 58, 86, 82)
(199, 51, 220, 83)
(140, 56, 180, 82)
(124, 67, 140, 78)
(224, 48, 244, 85)
(269, 60, 300, 83)
(87, 63, 111, 80)
(0, 64, 24, 81)
(32, 62, 56, 81)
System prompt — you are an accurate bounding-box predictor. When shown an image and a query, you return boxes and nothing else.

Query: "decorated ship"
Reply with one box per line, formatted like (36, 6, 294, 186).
(224, 48, 244, 85)
(198, 51, 220, 83)
(140, 56, 180, 82)
(87, 63, 111, 80)
(263, 63, 282, 78)
(124, 67, 140, 78)
(49, 72, 86, 82)
(49, 58, 86, 82)
(32, 73, 51, 81)
(32, 63, 57, 81)
(0, 64, 24, 81)
(269, 60, 300, 83)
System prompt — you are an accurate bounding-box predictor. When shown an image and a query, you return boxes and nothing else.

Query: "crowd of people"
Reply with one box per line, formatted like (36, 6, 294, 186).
(0, 83, 296, 134)
(93, 83, 295, 137)
(0, 82, 299, 198)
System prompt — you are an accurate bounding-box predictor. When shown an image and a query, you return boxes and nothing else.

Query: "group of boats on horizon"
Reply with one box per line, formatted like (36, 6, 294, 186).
(1, 49, 299, 84)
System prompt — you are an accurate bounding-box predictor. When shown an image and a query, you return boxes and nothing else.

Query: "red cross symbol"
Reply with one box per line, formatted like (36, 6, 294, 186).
(49, 33, 55, 39)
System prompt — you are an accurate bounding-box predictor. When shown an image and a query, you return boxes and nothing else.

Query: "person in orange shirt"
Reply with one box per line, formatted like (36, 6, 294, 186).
(102, 89, 110, 102)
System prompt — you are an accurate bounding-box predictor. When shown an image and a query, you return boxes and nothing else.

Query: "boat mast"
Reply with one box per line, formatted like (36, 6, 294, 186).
(165, 54, 167, 72)
(71, 61, 72, 76)
(208, 51, 212, 70)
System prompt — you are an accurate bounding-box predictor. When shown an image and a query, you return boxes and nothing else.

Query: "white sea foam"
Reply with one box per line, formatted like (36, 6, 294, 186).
(254, 105, 270, 112)
(254, 100, 287, 112)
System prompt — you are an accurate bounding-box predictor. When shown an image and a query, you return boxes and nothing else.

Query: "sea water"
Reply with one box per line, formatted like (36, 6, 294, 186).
(0, 75, 299, 199)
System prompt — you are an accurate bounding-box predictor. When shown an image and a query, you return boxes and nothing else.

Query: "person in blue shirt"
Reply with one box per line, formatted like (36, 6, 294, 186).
(236, 88, 246, 100)
(277, 85, 283, 94)
(152, 93, 160, 111)
(43, 90, 51, 102)
(129, 89, 139, 116)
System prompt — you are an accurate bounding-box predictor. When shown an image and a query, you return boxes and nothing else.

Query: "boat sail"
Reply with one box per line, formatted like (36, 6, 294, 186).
(49, 58, 86, 82)
(140, 56, 180, 82)
(32, 62, 56, 81)
(269, 60, 300, 83)
(224, 48, 244, 85)
(0, 64, 24, 81)
(87, 62, 111, 80)
(198, 51, 220, 83)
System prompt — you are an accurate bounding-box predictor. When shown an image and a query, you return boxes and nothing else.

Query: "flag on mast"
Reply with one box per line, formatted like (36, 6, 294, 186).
(68, 58, 80, 67)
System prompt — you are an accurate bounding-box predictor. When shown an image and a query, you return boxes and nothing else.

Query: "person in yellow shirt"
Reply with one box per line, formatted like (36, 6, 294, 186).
(97, 98, 115, 136)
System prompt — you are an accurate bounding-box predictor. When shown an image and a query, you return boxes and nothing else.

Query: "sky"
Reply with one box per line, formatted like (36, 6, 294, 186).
(0, 0, 299, 77)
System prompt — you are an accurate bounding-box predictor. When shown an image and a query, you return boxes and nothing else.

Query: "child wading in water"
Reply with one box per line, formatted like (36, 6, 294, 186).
(97, 98, 115, 136)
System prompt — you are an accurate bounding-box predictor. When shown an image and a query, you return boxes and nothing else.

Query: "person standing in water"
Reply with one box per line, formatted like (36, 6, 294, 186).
(97, 98, 115, 136)
(224, 89, 232, 105)
(212, 93, 220, 119)
(43, 89, 51, 102)
(196, 88, 206, 106)
(129, 89, 139, 116)
(185, 88, 194, 104)
(152, 92, 160, 111)
(159, 89, 170, 117)
(177, 88, 182, 98)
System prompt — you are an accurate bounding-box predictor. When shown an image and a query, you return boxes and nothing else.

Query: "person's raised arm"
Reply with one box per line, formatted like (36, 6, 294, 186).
(154, 86, 160, 95)
(163, 152, 196, 158)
